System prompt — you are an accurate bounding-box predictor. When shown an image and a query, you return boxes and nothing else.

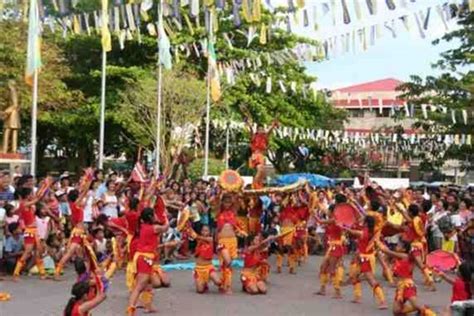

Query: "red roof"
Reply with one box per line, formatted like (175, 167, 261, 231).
(333, 99, 406, 108)
(334, 78, 404, 93)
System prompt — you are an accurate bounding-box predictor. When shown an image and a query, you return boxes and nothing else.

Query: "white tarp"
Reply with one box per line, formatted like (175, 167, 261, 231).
(354, 177, 409, 190)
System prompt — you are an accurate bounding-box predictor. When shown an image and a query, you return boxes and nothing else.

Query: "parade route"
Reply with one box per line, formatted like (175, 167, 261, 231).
(0, 256, 451, 316)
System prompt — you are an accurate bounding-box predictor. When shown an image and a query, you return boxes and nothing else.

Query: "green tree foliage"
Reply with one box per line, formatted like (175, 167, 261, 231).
(399, 7, 473, 170)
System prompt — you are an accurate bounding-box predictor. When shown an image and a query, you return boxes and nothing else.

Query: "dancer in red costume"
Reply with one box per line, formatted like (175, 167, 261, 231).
(55, 179, 92, 280)
(13, 185, 49, 281)
(244, 117, 278, 189)
(63, 281, 106, 316)
(216, 193, 247, 294)
(342, 216, 388, 310)
(241, 234, 275, 294)
(276, 194, 299, 274)
(377, 240, 437, 316)
(127, 207, 169, 316)
(194, 225, 221, 293)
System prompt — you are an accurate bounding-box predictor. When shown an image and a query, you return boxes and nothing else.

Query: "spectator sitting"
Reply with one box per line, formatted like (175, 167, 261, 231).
(4, 222, 24, 275)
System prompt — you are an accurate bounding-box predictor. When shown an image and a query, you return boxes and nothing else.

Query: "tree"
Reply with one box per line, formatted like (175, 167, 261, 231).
(399, 7, 473, 170)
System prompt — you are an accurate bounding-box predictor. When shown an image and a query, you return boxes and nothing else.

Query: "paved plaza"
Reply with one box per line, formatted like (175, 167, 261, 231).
(0, 256, 451, 316)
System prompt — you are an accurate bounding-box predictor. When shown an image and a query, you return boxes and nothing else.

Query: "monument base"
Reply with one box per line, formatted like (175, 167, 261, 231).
(0, 153, 30, 175)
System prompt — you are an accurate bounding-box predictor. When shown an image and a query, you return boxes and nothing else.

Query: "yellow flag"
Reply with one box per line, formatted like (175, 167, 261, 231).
(101, 0, 112, 52)
(259, 23, 267, 45)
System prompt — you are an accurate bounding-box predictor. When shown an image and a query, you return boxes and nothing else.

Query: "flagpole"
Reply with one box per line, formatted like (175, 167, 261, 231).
(30, 69, 38, 176)
(225, 121, 230, 169)
(154, 0, 164, 176)
(98, 50, 107, 169)
(203, 12, 213, 179)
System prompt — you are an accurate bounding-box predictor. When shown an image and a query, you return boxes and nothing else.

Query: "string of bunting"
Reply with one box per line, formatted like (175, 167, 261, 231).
(209, 119, 474, 151)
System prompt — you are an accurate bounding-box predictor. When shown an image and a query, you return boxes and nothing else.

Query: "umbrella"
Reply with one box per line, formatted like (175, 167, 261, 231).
(273, 173, 335, 188)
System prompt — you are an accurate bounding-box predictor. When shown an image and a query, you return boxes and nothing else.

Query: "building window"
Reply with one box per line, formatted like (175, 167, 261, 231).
(375, 108, 391, 117)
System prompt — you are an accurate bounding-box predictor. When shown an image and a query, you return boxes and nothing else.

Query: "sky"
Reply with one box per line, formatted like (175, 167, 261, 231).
(269, 0, 463, 89)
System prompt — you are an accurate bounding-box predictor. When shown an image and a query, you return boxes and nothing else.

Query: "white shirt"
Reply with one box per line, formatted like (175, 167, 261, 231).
(83, 191, 95, 223)
(101, 193, 118, 218)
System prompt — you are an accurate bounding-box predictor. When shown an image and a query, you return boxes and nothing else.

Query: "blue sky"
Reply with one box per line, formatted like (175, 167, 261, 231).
(305, 27, 456, 89)
(269, 0, 462, 89)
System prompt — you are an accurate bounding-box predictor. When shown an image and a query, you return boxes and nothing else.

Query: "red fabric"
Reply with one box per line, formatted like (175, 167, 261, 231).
(248, 204, 262, 218)
(426, 250, 459, 271)
(359, 257, 372, 273)
(250, 133, 268, 153)
(136, 224, 158, 253)
(243, 250, 261, 268)
(393, 258, 414, 279)
(71, 236, 84, 246)
(131, 162, 147, 183)
(326, 223, 343, 242)
(451, 278, 472, 302)
(296, 206, 309, 221)
(328, 244, 345, 257)
(333, 203, 357, 227)
(396, 285, 417, 303)
(279, 206, 299, 224)
(69, 202, 84, 226)
(19, 202, 35, 227)
(124, 211, 140, 235)
(195, 241, 214, 260)
(154, 196, 167, 224)
(357, 228, 375, 255)
(24, 236, 36, 245)
(216, 210, 237, 231)
(136, 255, 154, 275)
(128, 236, 139, 260)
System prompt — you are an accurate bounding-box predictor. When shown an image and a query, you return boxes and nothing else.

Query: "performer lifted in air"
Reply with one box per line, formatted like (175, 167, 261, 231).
(244, 115, 278, 190)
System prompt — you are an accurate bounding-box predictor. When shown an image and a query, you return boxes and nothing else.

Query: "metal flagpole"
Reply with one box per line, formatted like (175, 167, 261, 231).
(203, 11, 212, 178)
(30, 69, 38, 176)
(225, 122, 230, 169)
(155, 0, 163, 176)
(98, 50, 107, 169)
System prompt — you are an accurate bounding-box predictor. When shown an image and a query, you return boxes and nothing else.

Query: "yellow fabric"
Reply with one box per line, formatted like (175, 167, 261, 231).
(242, 0, 252, 22)
(220, 267, 232, 291)
(280, 226, 295, 246)
(248, 217, 260, 234)
(257, 262, 270, 281)
(422, 308, 437, 316)
(387, 208, 403, 225)
(126, 261, 134, 291)
(373, 285, 385, 304)
(366, 211, 385, 234)
(259, 24, 267, 45)
(353, 282, 362, 300)
(0, 292, 11, 301)
(422, 267, 434, 285)
(413, 216, 424, 239)
(395, 278, 415, 302)
(194, 263, 214, 283)
(236, 216, 249, 235)
(67, 227, 86, 248)
(288, 253, 297, 271)
(276, 254, 283, 269)
(218, 237, 238, 259)
(105, 261, 117, 279)
(441, 239, 455, 252)
(13, 259, 25, 277)
(320, 273, 329, 286)
(349, 261, 359, 279)
(139, 290, 153, 306)
(252, 0, 261, 22)
(241, 269, 258, 286)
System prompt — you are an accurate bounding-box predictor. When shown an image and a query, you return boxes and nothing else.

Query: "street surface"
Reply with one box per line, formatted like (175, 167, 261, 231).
(0, 256, 451, 316)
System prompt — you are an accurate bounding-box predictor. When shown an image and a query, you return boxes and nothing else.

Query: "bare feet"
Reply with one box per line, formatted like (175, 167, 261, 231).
(351, 298, 361, 304)
(144, 306, 158, 314)
(378, 303, 388, 310)
(314, 289, 326, 296)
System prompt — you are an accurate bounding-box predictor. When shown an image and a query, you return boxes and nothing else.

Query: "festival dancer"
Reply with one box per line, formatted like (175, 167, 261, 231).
(194, 225, 221, 293)
(216, 193, 247, 294)
(244, 117, 278, 189)
(13, 186, 47, 281)
(366, 199, 395, 286)
(295, 191, 310, 265)
(63, 281, 106, 316)
(55, 180, 93, 280)
(433, 262, 472, 313)
(241, 234, 276, 295)
(399, 204, 436, 291)
(342, 216, 388, 310)
(314, 199, 345, 298)
(127, 207, 169, 316)
(377, 240, 437, 316)
(248, 196, 263, 236)
(276, 193, 299, 274)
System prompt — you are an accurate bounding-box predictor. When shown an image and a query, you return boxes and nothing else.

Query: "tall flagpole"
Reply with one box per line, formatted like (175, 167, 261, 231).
(203, 12, 213, 178)
(30, 69, 38, 176)
(225, 121, 230, 169)
(155, 0, 163, 176)
(98, 50, 107, 169)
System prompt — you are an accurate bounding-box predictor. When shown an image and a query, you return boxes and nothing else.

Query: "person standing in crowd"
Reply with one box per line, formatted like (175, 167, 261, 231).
(100, 180, 119, 219)
(4, 222, 24, 275)
(0, 171, 15, 204)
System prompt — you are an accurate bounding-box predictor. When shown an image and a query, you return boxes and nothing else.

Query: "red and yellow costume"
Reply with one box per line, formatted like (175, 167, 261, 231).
(403, 215, 433, 286)
(277, 206, 298, 273)
(249, 133, 268, 169)
(216, 209, 243, 291)
(177, 207, 197, 240)
(248, 200, 262, 235)
(295, 206, 309, 262)
(241, 249, 263, 290)
(349, 228, 385, 305)
(14, 202, 45, 278)
(194, 241, 215, 285)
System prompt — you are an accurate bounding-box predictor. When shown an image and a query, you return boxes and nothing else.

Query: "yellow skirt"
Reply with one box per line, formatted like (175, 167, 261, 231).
(279, 226, 295, 247)
(194, 263, 215, 284)
(218, 237, 238, 259)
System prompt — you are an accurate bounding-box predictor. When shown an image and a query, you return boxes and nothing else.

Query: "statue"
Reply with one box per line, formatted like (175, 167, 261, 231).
(2, 80, 21, 153)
